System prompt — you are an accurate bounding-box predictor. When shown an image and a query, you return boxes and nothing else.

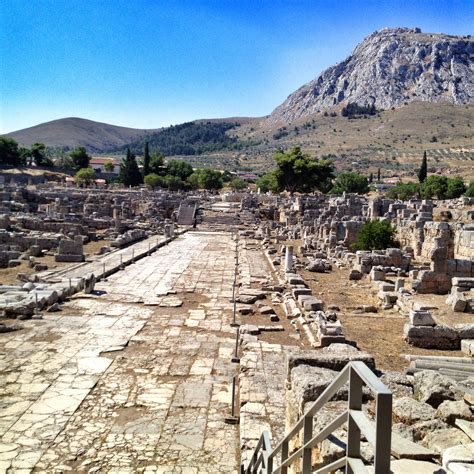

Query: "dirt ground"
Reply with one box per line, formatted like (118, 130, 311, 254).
(0, 239, 111, 285)
(301, 267, 466, 372)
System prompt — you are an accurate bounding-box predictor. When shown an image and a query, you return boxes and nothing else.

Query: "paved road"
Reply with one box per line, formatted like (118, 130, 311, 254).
(0, 232, 239, 473)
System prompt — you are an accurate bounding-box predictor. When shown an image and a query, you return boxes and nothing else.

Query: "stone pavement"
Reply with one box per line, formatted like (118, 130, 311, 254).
(40, 233, 175, 283)
(0, 232, 239, 473)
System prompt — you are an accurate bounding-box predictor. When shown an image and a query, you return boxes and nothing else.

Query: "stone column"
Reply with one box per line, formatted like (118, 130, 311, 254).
(285, 246, 294, 272)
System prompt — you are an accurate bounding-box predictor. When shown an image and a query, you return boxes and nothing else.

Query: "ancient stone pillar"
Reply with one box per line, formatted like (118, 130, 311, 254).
(285, 246, 294, 272)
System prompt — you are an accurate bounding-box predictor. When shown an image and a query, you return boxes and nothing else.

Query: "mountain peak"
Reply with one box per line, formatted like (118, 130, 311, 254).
(269, 27, 473, 124)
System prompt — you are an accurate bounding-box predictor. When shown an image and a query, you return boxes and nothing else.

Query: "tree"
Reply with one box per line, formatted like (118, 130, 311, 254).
(446, 177, 466, 199)
(30, 142, 53, 167)
(330, 172, 369, 195)
(120, 148, 143, 187)
(0, 137, 22, 166)
(272, 146, 334, 194)
(352, 220, 399, 251)
(386, 182, 420, 200)
(144, 173, 163, 189)
(166, 159, 193, 181)
(256, 172, 278, 193)
(187, 168, 223, 190)
(418, 151, 428, 183)
(70, 146, 91, 170)
(163, 174, 184, 191)
(104, 161, 115, 172)
(75, 167, 96, 185)
(149, 151, 165, 175)
(222, 170, 233, 183)
(420, 175, 448, 199)
(377, 168, 381, 182)
(142, 142, 150, 177)
(368, 172, 373, 184)
(420, 175, 466, 200)
(230, 177, 247, 191)
(465, 181, 474, 197)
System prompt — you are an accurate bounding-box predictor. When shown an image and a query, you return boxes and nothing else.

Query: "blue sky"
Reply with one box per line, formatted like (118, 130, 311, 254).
(1, 0, 473, 133)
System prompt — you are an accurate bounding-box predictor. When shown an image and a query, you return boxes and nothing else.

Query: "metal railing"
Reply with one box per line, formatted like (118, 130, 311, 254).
(243, 361, 392, 474)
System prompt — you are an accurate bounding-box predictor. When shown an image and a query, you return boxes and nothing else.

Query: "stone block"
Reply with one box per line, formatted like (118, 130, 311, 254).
(292, 287, 312, 298)
(461, 339, 474, 356)
(369, 268, 385, 281)
(404, 323, 460, 350)
(349, 269, 363, 280)
(409, 310, 436, 327)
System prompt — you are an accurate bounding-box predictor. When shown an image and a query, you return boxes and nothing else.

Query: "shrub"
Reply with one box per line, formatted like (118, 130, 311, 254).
(352, 220, 399, 251)
(144, 173, 163, 189)
(465, 181, 474, 197)
(329, 172, 369, 195)
(75, 167, 96, 184)
(386, 182, 420, 200)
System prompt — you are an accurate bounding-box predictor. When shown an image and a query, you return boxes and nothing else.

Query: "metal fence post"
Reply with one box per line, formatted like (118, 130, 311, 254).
(232, 327, 240, 363)
(374, 391, 392, 473)
(281, 440, 289, 474)
(347, 368, 363, 473)
(302, 414, 313, 473)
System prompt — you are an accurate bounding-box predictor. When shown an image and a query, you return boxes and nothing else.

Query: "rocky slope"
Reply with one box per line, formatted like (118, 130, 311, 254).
(270, 27, 474, 124)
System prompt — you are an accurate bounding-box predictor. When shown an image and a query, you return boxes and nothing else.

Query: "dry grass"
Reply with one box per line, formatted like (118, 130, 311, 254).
(301, 267, 466, 372)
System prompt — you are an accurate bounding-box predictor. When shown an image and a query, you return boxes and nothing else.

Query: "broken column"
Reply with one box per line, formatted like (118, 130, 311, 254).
(285, 246, 294, 272)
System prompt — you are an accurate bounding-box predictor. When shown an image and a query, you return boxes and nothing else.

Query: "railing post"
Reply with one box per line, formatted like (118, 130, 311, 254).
(347, 366, 363, 473)
(374, 391, 392, 473)
(281, 440, 289, 474)
(302, 415, 313, 473)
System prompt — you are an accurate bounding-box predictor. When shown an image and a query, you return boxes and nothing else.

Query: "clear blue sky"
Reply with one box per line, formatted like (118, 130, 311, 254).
(1, 0, 472, 133)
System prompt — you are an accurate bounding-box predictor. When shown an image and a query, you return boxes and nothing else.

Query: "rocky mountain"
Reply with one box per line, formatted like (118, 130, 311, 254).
(269, 27, 474, 124)
(6, 117, 159, 153)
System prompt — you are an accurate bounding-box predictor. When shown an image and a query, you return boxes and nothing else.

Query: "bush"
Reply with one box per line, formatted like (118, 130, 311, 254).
(230, 177, 247, 191)
(420, 175, 466, 200)
(386, 182, 420, 200)
(75, 167, 96, 184)
(465, 181, 474, 197)
(341, 102, 376, 117)
(352, 220, 399, 251)
(329, 172, 369, 195)
(256, 172, 278, 193)
(187, 168, 223, 190)
(446, 177, 466, 199)
(144, 173, 163, 189)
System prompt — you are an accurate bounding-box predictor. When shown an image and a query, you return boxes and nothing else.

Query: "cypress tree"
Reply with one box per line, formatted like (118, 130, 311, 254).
(143, 142, 150, 177)
(120, 148, 143, 187)
(377, 168, 381, 182)
(368, 172, 373, 183)
(418, 151, 428, 183)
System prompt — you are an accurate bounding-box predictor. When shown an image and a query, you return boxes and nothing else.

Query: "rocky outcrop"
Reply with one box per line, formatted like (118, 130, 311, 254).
(269, 27, 473, 124)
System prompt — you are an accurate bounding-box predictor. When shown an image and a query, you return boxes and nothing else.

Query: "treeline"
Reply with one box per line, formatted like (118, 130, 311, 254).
(387, 177, 473, 200)
(0, 137, 55, 167)
(125, 121, 249, 156)
(0, 136, 92, 169)
(341, 102, 377, 117)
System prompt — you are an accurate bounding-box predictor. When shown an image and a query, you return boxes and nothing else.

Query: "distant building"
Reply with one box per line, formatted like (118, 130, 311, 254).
(90, 157, 120, 174)
(236, 171, 258, 181)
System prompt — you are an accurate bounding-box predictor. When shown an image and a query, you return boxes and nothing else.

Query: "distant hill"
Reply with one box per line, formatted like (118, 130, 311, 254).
(5, 117, 159, 153)
(124, 121, 259, 156)
(270, 27, 474, 124)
